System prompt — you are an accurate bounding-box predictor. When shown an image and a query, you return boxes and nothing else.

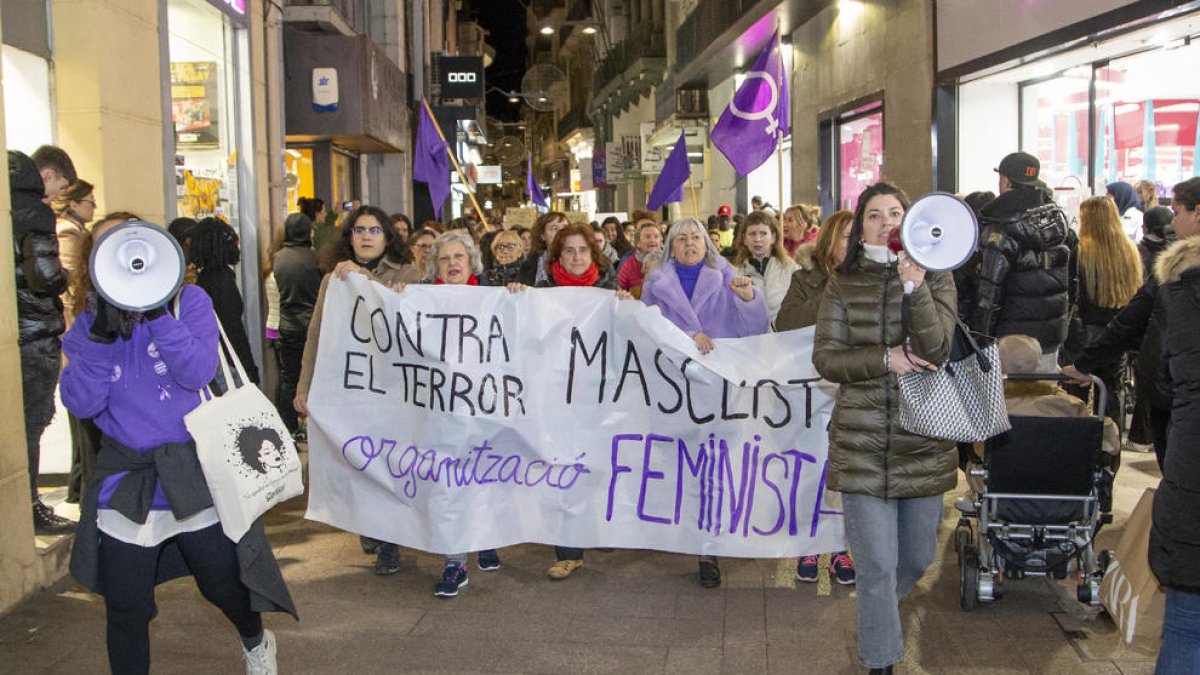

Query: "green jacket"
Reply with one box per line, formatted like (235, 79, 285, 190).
(812, 254, 958, 499)
(775, 244, 828, 331)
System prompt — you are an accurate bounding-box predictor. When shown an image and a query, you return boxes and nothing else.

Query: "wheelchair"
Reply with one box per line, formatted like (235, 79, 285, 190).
(954, 374, 1113, 611)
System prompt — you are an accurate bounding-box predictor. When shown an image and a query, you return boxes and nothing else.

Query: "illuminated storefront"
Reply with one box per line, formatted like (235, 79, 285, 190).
(942, 1, 1200, 214)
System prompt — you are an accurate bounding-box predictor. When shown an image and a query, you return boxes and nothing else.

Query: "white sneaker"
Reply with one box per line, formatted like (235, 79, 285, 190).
(243, 629, 277, 675)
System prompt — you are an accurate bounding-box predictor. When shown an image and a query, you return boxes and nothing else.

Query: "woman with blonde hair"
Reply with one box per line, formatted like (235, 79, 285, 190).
(1073, 195, 1143, 428)
(781, 205, 817, 256)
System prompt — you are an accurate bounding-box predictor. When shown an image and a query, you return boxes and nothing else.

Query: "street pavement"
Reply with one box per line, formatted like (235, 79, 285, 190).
(0, 448, 1163, 674)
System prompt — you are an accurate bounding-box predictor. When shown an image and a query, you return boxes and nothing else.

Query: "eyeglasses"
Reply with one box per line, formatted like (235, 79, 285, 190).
(494, 243, 518, 252)
(413, 242, 433, 251)
(352, 226, 384, 236)
(80, 198, 96, 205)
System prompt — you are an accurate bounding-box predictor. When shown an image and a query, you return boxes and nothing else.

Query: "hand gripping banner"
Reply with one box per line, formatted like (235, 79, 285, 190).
(305, 275, 844, 557)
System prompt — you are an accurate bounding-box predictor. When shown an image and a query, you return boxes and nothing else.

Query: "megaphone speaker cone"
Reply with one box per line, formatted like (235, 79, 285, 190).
(899, 192, 979, 272)
(90, 220, 186, 312)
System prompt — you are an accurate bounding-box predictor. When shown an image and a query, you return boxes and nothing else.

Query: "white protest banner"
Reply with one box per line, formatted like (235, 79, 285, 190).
(305, 274, 844, 557)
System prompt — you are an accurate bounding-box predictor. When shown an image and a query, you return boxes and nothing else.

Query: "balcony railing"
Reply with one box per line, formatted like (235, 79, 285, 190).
(557, 102, 592, 140)
(674, 0, 757, 72)
(285, 0, 367, 33)
(593, 21, 666, 92)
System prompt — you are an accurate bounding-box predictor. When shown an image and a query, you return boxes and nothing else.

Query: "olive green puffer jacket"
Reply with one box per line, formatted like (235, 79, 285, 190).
(812, 255, 958, 499)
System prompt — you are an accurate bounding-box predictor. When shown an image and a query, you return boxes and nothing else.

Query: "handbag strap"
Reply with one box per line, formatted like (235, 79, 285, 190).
(197, 312, 249, 401)
(901, 293, 992, 374)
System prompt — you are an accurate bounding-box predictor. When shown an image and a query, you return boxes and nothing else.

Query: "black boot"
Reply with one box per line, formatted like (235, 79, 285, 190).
(698, 557, 721, 588)
(373, 543, 400, 575)
(33, 501, 75, 536)
(868, 666, 893, 675)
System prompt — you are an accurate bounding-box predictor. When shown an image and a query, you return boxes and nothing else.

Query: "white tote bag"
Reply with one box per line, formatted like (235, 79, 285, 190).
(185, 311, 304, 541)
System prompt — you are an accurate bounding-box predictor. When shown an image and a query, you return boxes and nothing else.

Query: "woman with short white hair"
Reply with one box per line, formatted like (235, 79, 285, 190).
(640, 217, 769, 588)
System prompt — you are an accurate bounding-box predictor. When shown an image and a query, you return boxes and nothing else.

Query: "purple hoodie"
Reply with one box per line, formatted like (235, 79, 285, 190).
(61, 285, 220, 509)
(641, 259, 770, 338)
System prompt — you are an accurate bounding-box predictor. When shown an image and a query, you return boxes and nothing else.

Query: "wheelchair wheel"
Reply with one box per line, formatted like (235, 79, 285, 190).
(954, 521, 972, 559)
(960, 547, 979, 611)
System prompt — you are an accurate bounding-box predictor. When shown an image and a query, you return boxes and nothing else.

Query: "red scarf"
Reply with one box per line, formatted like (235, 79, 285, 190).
(551, 260, 600, 287)
(435, 274, 479, 286)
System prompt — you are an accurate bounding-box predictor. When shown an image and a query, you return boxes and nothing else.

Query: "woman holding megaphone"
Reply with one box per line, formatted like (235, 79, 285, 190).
(811, 182, 957, 675)
(61, 216, 296, 674)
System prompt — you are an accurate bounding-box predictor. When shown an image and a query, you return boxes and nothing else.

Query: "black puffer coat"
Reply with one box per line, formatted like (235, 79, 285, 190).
(969, 187, 1074, 351)
(272, 213, 323, 333)
(1149, 236, 1200, 594)
(9, 151, 66, 346)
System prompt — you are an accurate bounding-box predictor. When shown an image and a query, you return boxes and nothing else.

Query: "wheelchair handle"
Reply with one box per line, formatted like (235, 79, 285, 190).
(1001, 373, 1107, 419)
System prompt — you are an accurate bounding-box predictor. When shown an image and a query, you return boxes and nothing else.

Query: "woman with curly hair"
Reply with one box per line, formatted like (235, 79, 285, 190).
(189, 218, 259, 385)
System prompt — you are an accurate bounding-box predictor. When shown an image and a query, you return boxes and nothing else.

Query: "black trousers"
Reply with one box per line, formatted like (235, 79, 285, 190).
(99, 522, 261, 675)
(276, 329, 308, 433)
(20, 341, 60, 500)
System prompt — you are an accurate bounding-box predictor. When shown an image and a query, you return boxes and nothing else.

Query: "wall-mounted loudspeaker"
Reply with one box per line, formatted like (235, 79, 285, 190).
(89, 220, 186, 312)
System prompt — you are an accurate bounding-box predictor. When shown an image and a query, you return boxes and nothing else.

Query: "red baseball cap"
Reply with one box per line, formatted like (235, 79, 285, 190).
(717, 204, 732, 217)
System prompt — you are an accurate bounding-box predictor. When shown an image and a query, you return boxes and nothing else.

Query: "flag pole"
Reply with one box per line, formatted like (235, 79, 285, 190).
(421, 98, 488, 224)
(687, 171, 700, 219)
(775, 24, 786, 213)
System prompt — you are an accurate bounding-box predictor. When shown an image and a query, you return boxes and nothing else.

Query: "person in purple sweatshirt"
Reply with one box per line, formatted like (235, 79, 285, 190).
(60, 218, 295, 675)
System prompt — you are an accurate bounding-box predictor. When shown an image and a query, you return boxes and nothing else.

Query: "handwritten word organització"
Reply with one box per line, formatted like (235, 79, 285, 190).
(565, 328, 821, 428)
(606, 431, 836, 539)
(341, 436, 590, 498)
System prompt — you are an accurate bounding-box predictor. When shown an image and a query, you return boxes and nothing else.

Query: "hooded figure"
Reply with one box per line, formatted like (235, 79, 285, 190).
(1139, 206, 1176, 279)
(1107, 181, 1144, 244)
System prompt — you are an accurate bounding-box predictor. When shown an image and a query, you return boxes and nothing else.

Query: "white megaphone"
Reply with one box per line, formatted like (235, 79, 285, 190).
(89, 220, 186, 311)
(898, 192, 979, 275)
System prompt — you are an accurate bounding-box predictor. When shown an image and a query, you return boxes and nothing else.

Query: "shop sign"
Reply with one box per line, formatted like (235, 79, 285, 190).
(203, 0, 248, 23)
(592, 152, 608, 188)
(604, 143, 627, 184)
(476, 165, 502, 184)
(640, 122, 664, 173)
(439, 56, 485, 99)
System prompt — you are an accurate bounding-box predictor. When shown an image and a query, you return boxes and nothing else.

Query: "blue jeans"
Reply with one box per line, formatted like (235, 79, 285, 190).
(1158, 588, 1200, 674)
(842, 493, 943, 669)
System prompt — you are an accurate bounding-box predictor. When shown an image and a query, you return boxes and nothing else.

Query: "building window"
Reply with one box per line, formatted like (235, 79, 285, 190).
(168, 0, 241, 221)
(837, 102, 884, 210)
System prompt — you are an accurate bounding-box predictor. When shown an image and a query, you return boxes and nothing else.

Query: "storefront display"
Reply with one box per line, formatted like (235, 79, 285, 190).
(837, 103, 883, 211)
(168, 0, 243, 221)
(955, 8, 1200, 205)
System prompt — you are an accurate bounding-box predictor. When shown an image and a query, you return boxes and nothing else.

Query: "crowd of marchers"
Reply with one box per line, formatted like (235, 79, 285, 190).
(10, 143, 1200, 674)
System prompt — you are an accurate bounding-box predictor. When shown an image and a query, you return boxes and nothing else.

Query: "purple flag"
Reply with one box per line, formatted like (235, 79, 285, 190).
(413, 100, 450, 219)
(646, 132, 690, 211)
(710, 29, 789, 176)
(527, 156, 548, 208)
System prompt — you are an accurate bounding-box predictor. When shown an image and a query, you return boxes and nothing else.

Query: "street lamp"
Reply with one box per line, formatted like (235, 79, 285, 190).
(538, 19, 600, 36)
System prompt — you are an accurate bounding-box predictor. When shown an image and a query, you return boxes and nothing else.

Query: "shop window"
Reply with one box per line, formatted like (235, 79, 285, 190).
(1, 45, 53, 152)
(285, 147, 315, 214)
(169, 0, 240, 221)
(1092, 47, 1200, 197)
(1019, 41, 1200, 201)
(836, 102, 884, 210)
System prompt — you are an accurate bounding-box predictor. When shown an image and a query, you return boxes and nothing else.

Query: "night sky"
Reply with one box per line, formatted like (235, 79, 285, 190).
(466, 0, 527, 122)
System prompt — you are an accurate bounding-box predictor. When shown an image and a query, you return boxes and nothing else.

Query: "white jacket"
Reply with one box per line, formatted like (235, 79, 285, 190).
(735, 255, 799, 327)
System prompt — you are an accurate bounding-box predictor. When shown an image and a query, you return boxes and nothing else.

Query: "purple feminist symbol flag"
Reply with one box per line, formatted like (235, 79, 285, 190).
(646, 132, 690, 211)
(527, 156, 548, 208)
(413, 100, 451, 219)
(710, 28, 789, 177)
